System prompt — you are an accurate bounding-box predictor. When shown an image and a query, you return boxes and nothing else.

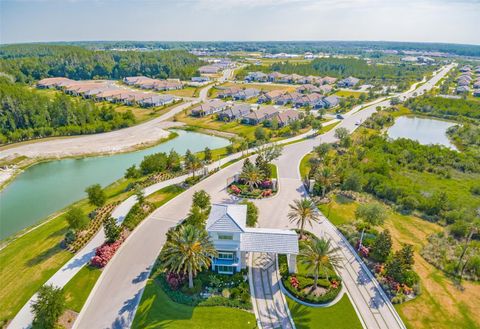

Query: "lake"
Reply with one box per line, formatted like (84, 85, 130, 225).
(387, 116, 458, 150)
(0, 130, 230, 240)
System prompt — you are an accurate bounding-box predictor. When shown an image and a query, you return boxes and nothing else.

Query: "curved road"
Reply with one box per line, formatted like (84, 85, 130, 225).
(74, 64, 453, 329)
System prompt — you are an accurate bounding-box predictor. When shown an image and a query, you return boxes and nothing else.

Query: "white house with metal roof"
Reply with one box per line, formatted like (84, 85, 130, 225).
(206, 203, 299, 275)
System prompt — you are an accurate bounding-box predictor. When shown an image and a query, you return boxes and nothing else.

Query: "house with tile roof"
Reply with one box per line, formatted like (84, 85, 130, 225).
(190, 100, 228, 117)
(243, 106, 279, 125)
(206, 204, 298, 274)
(218, 104, 252, 121)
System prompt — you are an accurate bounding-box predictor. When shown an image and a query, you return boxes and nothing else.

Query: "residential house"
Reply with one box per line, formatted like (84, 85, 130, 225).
(140, 94, 177, 107)
(337, 76, 360, 88)
(218, 104, 251, 121)
(206, 204, 299, 275)
(154, 80, 183, 91)
(459, 66, 471, 73)
(233, 88, 260, 100)
(218, 86, 242, 98)
(243, 106, 279, 125)
(473, 89, 480, 97)
(257, 90, 285, 103)
(245, 72, 268, 82)
(323, 95, 340, 108)
(294, 93, 324, 108)
(296, 84, 320, 94)
(473, 81, 480, 89)
(274, 109, 300, 127)
(456, 86, 470, 94)
(321, 76, 337, 85)
(275, 92, 302, 105)
(190, 100, 228, 117)
(37, 77, 74, 89)
(199, 65, 221, 74)
(267, 72, 288, 82)
(192, 76, 210, 83)
(318, 84, 333, 94)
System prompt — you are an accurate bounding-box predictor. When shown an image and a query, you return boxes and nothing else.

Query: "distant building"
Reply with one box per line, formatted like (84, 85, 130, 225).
(218, 104, 251, 121)
(274, 109, 301, 126)
(323, 95, 340, 108)
(233, 88, 261, 100)
(456, 86, 470, 94)
(243, 106, 279, 125)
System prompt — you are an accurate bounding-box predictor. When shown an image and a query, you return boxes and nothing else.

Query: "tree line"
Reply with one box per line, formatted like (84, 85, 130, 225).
(0, 44, 204, 83)
(405, 95, 480, 120)
(0, 78, 135, 144)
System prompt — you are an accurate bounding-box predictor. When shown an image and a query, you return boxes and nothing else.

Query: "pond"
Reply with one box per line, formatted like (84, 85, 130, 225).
(387, 116, 458, 150)
(0, 130, 230, 240)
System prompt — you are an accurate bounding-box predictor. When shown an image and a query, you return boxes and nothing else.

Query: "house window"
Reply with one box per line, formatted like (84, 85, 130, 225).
(218, 252, 234, 260)
(218, 234, 233, 240)
(217, 265, 234, 274)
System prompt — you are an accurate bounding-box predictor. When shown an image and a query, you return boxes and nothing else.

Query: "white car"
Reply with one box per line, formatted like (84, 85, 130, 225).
(355, 120, 362, 126)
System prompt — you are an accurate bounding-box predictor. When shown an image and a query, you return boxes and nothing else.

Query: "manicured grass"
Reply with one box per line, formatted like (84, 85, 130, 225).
(334, 90, 366, 99)
(132, 279, 257, 329)
(299, 153, 313, 178)
(319, 194, 480, 329)
(165, 87, 199, 98)
(287, 294, 362, 329)
(63, 265, 101, 312)
(269, 163, 278, 179)
(0, 213, 72, 323)
(146, 185, 185, 208)
(175, 111, 271, 140)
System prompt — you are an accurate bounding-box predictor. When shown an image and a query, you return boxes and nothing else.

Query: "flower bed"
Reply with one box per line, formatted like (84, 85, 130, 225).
(278, 254, 342, 305)
(228, 179, 275, 199)
(90, 235, 125, 268)
(65, 202, 118, 253)
(157, 269, 252, 310)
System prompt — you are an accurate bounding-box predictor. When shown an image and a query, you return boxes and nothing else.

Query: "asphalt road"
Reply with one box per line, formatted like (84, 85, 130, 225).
(74, 63, 452, 329)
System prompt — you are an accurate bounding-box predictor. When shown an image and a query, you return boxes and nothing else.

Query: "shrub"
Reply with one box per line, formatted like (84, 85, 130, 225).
(103, 217, 121, 242)
(31, 284, 65, 329)
(166, 271, 186, 290)
(91, 240, 123, 267)
(65, 207, 89, 231)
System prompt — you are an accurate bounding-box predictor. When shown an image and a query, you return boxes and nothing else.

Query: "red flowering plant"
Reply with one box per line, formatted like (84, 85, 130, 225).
(359, 245, 369, 258)
(290, 276, 300, 290)
(229, 184, 241, 195)
(330, 279, 339, 289)
(262, 189, 272, 197)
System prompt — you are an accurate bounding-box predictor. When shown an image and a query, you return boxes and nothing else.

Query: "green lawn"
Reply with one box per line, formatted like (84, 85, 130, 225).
(299, 153, 313, 178)
(334, 90, 366, 99)
(287, 294, 363, 329)
(269, 163, 278, 179)
(132, 279, 257, 329)
(63, 265, 101, 312)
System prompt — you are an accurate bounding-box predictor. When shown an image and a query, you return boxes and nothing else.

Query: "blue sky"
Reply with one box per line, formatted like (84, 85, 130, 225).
(1, 0, 479, 45)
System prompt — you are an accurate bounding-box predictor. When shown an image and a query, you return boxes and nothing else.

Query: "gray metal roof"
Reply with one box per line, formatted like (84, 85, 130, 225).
(241, 228, 299, 254)
(206, 204, 246, 233)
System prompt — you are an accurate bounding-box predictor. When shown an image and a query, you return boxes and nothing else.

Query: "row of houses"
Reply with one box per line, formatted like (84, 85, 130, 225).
(190, 100, 301, 126)
(245, 71, 337, 86)
(217, 87, 261, 100)
(37, 77, 180, 107)
(123, 76, 183, 91)
(258, 90, 340, 109)
(456, 65, 480, 96)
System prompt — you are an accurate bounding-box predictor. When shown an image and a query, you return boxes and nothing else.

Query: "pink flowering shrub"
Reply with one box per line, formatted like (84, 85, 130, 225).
(166, 271, 187, 290)
(229, 185, 241, 194)
(91, 240, 123, 268)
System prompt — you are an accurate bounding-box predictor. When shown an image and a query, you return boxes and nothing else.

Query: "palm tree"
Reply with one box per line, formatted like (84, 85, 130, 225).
(314, 166, 336, 197)
(299, 237, 343, 290)
(240, 164, 264, 191)
(288, 198, 320, 238)
(188, 157, 203, 178)
(161, 224, 217, 288)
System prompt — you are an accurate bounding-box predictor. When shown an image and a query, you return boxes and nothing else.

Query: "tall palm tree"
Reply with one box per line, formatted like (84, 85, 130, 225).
(299, 237, 343, 289)
(161, 224, 217, 288)
(240, 165, 264, 191)
(288, 198, 320, 237)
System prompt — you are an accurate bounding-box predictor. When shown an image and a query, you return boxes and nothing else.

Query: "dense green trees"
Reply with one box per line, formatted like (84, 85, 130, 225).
(0, 79, 135, 144)
(0, 45, 203, 83)
(405, 96, 480, 120)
